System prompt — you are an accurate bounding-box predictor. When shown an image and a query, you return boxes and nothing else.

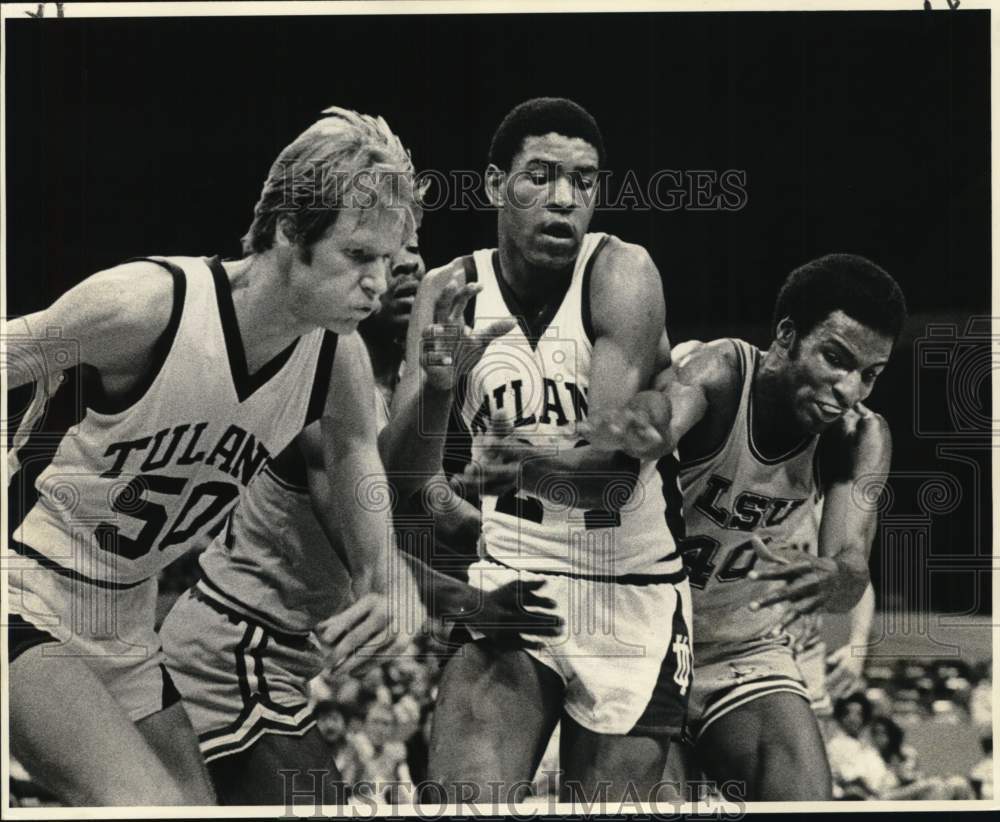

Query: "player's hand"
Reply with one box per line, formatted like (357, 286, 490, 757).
(826, 643, 867, 700)
(820, 403, 888, 483)
(419, 272, 515, 392)
(456, 410, 523, 496)
(747, 539, 838, 630)
(314, 592, 415, 679)
(450, 578, 563, 651)
(578, 391, 673, 460)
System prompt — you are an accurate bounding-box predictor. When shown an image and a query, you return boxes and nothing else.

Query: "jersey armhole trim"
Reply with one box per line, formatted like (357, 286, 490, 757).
(461, 255, 478, 328)
(678, 338, 746, 469)
(581, 234, 610, 346)
(85, 258, 187, 416)
(305, 332, 339, 427)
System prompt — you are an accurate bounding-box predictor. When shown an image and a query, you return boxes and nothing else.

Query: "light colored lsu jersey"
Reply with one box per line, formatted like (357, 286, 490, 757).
(678, 338, 822, 645)
(9, 256, 337, 587)
(196, 388, 391, 634)
(459, 233, 683, 578)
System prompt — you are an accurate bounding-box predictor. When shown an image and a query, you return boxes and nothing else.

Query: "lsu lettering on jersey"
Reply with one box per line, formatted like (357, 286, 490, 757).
(9, 256, 337, 587)
(459, 233, 683, 578)
(679, 338, 822, 644)
(196, 389, 391, 634)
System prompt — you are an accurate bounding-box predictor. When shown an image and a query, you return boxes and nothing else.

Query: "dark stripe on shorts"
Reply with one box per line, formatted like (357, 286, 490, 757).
(483, 552, 687, 586)
(191, 579, 313, 649)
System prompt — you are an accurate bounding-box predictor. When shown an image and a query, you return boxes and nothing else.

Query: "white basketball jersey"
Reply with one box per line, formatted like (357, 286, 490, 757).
(9, 256, 336, 587)
(460, 233, 683, 577)
(197, 387, 390, 634)
(679, 339, 821, 644)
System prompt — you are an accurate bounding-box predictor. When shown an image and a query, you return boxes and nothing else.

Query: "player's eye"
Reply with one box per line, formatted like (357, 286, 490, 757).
(571, 172, 597, 191)
(822, 350, 842, 367)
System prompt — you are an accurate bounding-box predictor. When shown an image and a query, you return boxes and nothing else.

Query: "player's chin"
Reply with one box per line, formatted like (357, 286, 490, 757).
(327, 316, 362, 334)
(527, 243, 579, 269)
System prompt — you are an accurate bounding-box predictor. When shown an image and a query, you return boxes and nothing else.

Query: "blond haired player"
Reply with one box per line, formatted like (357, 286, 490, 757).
(5, 107, 422, 806)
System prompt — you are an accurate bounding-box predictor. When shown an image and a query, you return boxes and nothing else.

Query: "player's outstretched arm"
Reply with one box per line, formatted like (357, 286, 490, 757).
(580, 340, 717, 460)
(509, 240, 666, 509)
(750, 405, 892, 620)
(3, 262, 175, 390)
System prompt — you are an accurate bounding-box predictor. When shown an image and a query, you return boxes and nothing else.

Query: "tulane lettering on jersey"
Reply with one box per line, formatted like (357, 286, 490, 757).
(460, 233, 683, 578)
(678, 339, 821, 644)
(9, 256, 336, 586)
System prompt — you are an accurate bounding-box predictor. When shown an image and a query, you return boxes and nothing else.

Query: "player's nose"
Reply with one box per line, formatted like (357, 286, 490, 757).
(362, 260, 389, 300)
(548, 175, 576, 210)
(831, 371, 863, 408)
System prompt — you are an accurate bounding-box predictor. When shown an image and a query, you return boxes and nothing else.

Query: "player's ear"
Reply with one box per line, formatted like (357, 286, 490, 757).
(774, 316, 797, 351)
(275, 217, 296, 248)
(485, 164, 506, 208)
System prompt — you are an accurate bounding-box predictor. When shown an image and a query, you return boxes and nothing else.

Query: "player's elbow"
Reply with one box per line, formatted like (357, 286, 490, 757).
(829, 556, 870, 613)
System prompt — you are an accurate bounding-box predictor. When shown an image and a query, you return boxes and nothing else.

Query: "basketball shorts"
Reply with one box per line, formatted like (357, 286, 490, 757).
(6, 545, 180, 722)
(795, 636, 833, 718)
(159, 585, 321, 763)
(461, 557, 693, 738)
(685, 635, 811, 742)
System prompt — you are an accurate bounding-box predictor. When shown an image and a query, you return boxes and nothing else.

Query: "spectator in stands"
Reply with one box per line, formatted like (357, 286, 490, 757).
(827, 693, 889, 798)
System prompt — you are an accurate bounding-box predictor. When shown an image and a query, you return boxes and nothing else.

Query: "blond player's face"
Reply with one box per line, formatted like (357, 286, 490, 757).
(288, 204, 408, 333)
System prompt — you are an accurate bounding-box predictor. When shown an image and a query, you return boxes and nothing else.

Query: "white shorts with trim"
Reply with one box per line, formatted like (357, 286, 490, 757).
(795, 637, 833, 718)
(463, 558, 693, 737)
(7, 550, 178, 722)
(159, 586, 321, 762)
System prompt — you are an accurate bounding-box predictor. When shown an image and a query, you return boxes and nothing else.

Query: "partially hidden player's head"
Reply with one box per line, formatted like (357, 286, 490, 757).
(833, 691, 873, 738)
(242, 106, 424, 333)
(359, 229, 426, 348)
(768, 253, 907, 433)
(486, 97, 604, 270)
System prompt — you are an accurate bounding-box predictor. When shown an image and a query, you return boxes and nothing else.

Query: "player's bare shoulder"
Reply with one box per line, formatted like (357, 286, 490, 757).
(589, 237, 664, 337)
(591, 236, 659, 291)
(15, 260, 178, 383)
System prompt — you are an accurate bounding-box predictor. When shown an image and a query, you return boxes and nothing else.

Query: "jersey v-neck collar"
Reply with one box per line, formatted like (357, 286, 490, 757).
(491, 250, 572, 350)
(207, 256, 301, 403)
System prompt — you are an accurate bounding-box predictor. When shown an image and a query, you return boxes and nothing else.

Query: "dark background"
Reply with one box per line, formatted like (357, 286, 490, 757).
(5, 9, 992, 613)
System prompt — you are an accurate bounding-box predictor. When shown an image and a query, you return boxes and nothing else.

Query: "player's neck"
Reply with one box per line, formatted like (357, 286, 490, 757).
(224, 255, 312, 374)
(496, 234, 573, 309)
(361, 332, 404, 394)
(753, 356, 809, 453)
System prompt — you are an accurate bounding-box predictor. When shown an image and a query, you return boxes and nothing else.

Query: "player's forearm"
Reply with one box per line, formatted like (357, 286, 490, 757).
(398, 552, 479, 620)
(379, 382, 453, 499)
(327, 446, 393, 595)
(847, 582, 876, 645)
(824, 548, 871, 613)
(520, 446, 640, 511)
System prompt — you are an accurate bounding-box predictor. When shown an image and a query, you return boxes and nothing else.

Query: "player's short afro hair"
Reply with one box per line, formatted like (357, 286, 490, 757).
(488, 97, 605, 171)
(773, 253, 908, 344)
